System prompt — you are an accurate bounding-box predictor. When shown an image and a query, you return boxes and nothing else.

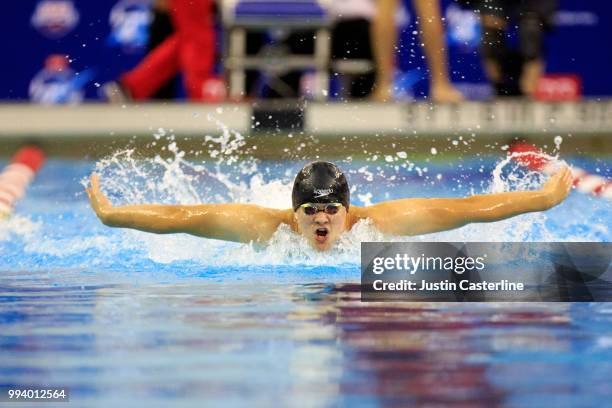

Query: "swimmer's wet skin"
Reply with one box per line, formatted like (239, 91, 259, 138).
(87, 161, 573, 251)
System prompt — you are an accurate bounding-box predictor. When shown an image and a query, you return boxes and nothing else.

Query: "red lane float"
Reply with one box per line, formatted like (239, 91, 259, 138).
(0, 145, 45, 218)
(509, 141, 612, 200)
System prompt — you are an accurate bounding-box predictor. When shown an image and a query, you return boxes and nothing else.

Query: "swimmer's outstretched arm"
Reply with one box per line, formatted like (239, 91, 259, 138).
(86, 174, 293, 243)
(357, 166, 573, 236)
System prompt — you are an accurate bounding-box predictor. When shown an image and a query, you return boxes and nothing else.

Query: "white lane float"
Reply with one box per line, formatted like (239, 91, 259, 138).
(0, 145, 45, 218)
(509, 141, 612, 201)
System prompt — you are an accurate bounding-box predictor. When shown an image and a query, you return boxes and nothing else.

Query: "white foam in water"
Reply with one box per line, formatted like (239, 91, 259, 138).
(0, 215, 40, 242)
(25, 234, 137, 257)
(221, 220, 387, 267)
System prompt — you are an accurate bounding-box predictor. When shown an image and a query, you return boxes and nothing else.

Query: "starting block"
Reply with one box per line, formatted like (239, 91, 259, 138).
(222, 0, 332, 99)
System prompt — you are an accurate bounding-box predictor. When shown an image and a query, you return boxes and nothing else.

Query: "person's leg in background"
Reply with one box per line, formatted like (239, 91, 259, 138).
(411, 0, 464, 102)
(148, 0, 180, 99)
(332, 18, 376, 98)
(119, 0, 215, 101)
(518, 0, 557, 96)
(372, 0, 463, 103)
(120, 34, 181, 100)
(169, 0, 215, 100)
(478, 0, 524, 96)
(480, 14, 506, 90)
(118, 0, 181, 101)
(371, 0, 397, 102)
(478, 0, 515, 95)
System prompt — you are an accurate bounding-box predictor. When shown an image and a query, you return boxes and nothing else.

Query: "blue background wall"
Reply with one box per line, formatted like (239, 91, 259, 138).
(2, 0, 611, 102)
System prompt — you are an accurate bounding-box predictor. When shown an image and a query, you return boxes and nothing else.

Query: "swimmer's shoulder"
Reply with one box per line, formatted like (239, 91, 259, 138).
(347, 204, 402, 228)
(243, 206, 295, 240)
(347, 205, 366, 228)
(273, 207, 297, 231)
(253, 206, 293, 222)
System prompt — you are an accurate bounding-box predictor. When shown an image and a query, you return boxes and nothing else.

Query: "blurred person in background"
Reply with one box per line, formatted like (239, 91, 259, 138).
(463, 0, 557, 96)
(146, 0, 179, 100)
(329, 0, 377, 98)
(372, 0, 464, 103)
(104, 0, 220, 102)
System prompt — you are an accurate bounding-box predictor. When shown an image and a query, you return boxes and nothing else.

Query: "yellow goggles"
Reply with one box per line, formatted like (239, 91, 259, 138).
(299, 202, 342, 215)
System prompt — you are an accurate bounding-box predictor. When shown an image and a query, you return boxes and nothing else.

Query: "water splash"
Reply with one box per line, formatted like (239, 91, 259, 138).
(489, 150, 564, 194)
(554, 135, 563, 153)
(88, 119, 293, 208)
(0, 215, 40, 243)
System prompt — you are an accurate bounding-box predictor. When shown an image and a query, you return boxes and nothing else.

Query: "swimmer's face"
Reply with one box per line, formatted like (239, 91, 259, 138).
(294, 203, 348, 251)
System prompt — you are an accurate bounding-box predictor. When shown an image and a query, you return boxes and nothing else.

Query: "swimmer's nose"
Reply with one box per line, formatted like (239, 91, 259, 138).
(313, 212, 329, 224)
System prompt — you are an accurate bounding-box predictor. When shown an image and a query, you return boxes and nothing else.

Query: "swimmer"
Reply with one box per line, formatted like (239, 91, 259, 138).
(87, 161, 573, 251)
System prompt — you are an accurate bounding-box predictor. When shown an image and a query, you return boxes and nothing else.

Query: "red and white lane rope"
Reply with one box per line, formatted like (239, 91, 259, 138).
(509, 141, 612, 200)
(0, 145, 45, 218)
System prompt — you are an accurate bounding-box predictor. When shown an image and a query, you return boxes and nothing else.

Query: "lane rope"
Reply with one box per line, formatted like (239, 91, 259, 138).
(0, 145, 45, 218)
(509, 141, 612, 201)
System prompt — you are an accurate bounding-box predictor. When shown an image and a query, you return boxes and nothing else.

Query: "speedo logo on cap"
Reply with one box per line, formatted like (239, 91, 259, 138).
(313, 188, 333, 198)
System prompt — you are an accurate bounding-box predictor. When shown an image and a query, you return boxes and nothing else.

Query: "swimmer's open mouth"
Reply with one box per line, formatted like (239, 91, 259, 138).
(315, 228, 329, 237)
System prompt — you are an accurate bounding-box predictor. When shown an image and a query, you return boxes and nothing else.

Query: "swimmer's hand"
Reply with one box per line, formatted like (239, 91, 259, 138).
(86, 173, 113, 223)
(540, 165, 573, 209)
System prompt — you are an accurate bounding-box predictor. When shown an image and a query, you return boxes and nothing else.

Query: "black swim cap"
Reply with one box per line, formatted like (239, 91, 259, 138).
(292, 161, 350, 211)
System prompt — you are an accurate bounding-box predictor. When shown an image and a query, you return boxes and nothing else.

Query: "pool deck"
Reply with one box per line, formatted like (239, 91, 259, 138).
(1, 100, 611, 158)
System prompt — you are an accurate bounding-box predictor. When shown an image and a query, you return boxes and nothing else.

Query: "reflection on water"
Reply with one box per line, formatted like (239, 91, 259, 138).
(1, 275, 612, 407)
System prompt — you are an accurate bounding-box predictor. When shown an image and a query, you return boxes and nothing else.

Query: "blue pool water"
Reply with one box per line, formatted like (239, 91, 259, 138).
(1, 152, 611, 407)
